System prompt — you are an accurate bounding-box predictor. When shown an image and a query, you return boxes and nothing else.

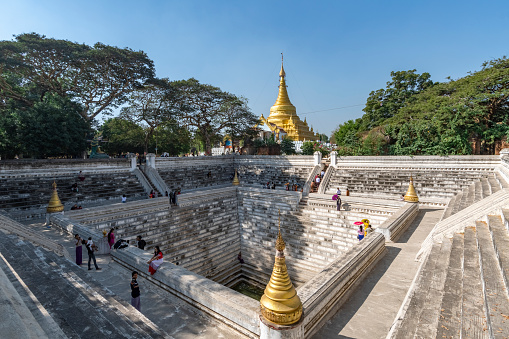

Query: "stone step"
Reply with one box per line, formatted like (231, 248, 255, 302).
(461, 226, 489, 339)
(394, 242, 443, 339)
(475, 220, 509, 337)
(414, 237, 452, 338)
(487, 215, 509, 291)
(0, 234, 156, 338)
(488, 176, 501, 194)
(481, 177, 491, 198)
(436, 233, 464, 339)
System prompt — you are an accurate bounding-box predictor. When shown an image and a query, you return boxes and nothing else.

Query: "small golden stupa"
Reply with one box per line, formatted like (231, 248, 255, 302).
(404, 176, 419, 203)
(260, 211, 302, 325)
(263, 54, 316, 142)
(232, 169, 240, 186)
(47, 181, 64, 213)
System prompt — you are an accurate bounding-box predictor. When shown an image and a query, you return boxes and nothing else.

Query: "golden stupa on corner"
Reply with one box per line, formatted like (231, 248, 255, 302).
(47, 181, 64, 213)
(260, 212, 302, 326)
(260, 54, 316, 141)
(404, 176, 419, 203)
(232, 169, 240, 186)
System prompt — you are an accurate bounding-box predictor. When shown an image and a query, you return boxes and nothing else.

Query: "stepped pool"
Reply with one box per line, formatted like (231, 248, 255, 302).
(231, 281, 265, 301)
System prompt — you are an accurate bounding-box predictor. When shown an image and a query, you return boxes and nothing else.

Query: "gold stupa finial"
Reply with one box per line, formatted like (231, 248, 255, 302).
(404, 175, 419, 203)
(232, 169, 240, 186)
(279, 53, 286, 77)
(260, 210, 302, 325)
(47, 180, 64, 213)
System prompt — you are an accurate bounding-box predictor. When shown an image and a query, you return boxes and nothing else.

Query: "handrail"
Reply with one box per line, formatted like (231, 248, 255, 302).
(0, 213, 72, 261)
(303, 165, 321, 196)
(317, 165, 333, 194)
(416, 188, 509, 261)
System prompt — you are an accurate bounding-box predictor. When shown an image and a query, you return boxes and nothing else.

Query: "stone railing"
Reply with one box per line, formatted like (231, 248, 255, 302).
(143, 166, 170, 196)
(376, 202, 419, 242)
(131, 168, 153, 196)
(303, 165, 321, 196)
(155, 155, 234, 169)
(317, 165, 334, 194)
(50, 214, 102, 247)
(234, 155, 315, 167)
(112, 247, 260, 338)
(416, 188, 509, 261)
(333, 155, 500, 170)
(0, 212, 72, 261)
(177, 186, 238, 208)
(497, 155, 509, 184)
(299, 232, 386, 338)
(0, 158, 131, 178)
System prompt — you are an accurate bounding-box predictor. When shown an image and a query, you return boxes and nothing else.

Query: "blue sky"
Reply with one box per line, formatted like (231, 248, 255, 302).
(2, 0, 508, 137)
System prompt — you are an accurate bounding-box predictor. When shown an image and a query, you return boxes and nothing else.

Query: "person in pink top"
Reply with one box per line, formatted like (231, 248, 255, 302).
(107, 228, 115, 249)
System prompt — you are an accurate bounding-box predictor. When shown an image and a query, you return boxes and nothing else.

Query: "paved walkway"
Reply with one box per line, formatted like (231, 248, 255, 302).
(312, 207, 443, 339)
(26, 219, 242, 339)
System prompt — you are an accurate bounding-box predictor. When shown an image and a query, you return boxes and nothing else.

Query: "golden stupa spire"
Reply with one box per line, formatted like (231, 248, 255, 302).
(260, 210, 302, 325)
(274, 54, 293, 107)
(404, 175, 419, 202)
(47, 181, 64, 213)
(232, 169, 240, 186)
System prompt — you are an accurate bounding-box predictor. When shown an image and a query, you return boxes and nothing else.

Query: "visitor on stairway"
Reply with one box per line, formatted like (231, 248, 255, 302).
(321, 169, 325, 177)
(85, 238, 101, 270)
(78, 170, 85, 181)
(75, 234, 83, 266)
(71, 182, 78, 192)
(130, 271, 141, 311)
(315, 175, 321, 186)
(71, 204, 79, 210)
(121, 194, 127, 203)
(237, 252, 245, 264)
(136, 235, 146, 250)
(336, 195, 342, 212)
(357, 226, 364, 241)
(148, 246, 163, 275)
(365, 225, 374, 235)
(107, 229, 115, 249)
(336, 187, 341, 196)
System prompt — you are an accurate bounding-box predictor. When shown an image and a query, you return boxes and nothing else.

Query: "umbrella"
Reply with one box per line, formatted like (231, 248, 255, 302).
(354, 221, 364, 225)
(332, 194, 338, 200)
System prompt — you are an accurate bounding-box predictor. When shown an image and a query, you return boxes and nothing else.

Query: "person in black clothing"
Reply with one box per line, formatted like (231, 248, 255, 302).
(130, 271, 141, 311)
(136, 236, 146, 250)
(85, 237, 101, 271)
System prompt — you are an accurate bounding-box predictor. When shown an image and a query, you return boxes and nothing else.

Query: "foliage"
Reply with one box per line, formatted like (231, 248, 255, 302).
(101, 118, 145, 155)
(317, 133, 329, 143)
(170, 78, 258, 155)
(0, 94, 89, 158)
(0, 33, 155, 122)
(360, 70, 435, 131)
(301, 141, 315, 155)
(333, 57, 509, 155)
(150, 120, 191, 156)
(280, 137, 296, 155)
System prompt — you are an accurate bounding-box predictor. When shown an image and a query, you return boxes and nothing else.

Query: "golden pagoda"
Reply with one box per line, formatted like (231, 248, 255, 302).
(47, 181, 64, 213)
(264, 54, 316, 141)
(404, 176, 419, 203)
(232, 169, 240, 186)
(260, 211, 302, 325)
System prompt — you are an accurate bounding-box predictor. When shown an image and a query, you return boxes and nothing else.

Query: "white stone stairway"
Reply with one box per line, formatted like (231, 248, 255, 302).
(391, 212, 509, 338)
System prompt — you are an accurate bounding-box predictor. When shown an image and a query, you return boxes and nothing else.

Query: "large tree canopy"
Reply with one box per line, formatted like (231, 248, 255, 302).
(333, 57, 509, 155)
(171, 78, 258, 155)
(0, 33, 155, 122)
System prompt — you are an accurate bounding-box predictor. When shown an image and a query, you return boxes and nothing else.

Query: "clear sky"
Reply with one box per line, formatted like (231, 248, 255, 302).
(2, 0, 508, 137)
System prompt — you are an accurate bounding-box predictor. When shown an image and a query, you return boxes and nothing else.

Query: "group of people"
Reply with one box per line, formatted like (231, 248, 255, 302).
(264, 182, 276, 189)
(284, 182, 301, 191)
(357, 219, 374, 241)
(165, 189, 180, 205)
(74, 228, 157, 312)
(70, 204, 83, 210)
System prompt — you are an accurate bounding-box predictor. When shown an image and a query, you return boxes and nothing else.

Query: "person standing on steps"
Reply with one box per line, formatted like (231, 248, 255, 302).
(130, 271, 141, 311)
(121, 194, 127, 203)
(75, 234, 83, 266)
(107, 228, 115, 249)
(85, 237, 101, 270)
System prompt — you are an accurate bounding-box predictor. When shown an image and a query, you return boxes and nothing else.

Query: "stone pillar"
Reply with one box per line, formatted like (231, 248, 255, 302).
(330, 151, 337, 166)
(313, 151, 322, 166)
(259, 317, 303, 339)
(146, 153, 156, 169)
(129, 155, 137, 170)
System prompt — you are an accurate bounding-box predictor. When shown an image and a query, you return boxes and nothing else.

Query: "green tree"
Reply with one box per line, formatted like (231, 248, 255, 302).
(101, 117, 145, 155)
(150, 120, 191, 156)
(171, 78, 258, 155)
(0, 33, 155, 123)
(361, 70, 435, 130)
(301, 141, 314, 155)
(280, 137, 296, 155)
(0, 94, 88, 158)
(333, 119, 362, 148)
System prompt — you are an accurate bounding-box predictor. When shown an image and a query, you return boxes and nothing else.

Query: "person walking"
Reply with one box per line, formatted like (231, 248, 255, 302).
(74, 234, 83, 266)
(336, 195, 342, 212)
(357, 226, 365, 241)
(136, 236, 146, 250)
(130, 271, 141, 311)
(85, 237, 101, 270)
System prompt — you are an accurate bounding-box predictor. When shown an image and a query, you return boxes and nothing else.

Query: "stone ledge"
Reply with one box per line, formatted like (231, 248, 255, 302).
(111, 247, 260, 338)
(377, 203, 420, 242)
